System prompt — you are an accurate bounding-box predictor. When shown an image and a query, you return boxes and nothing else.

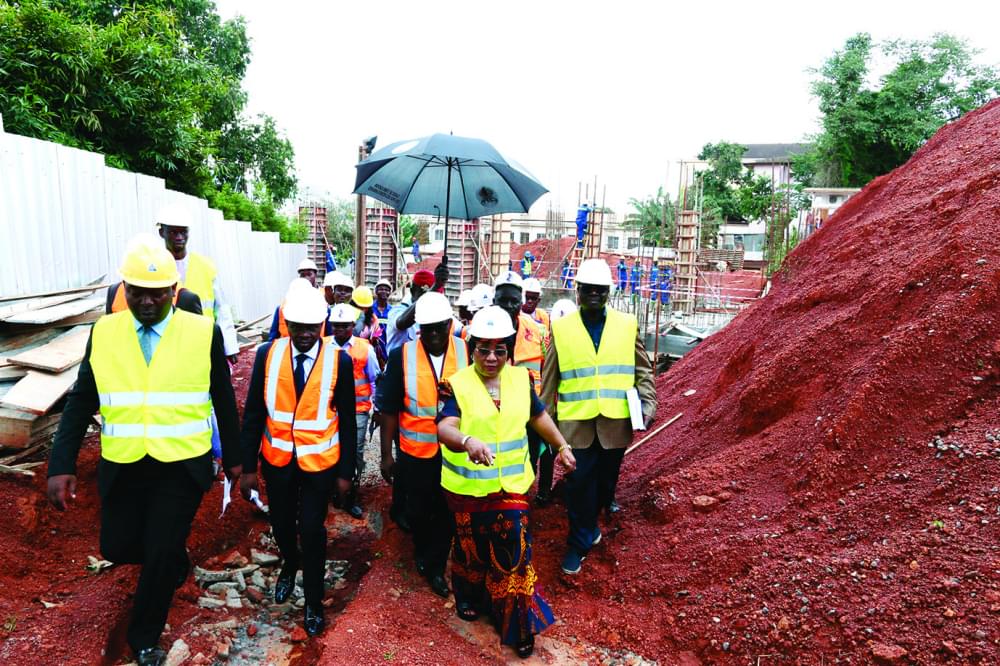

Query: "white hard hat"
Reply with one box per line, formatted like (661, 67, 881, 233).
(550, 298, 578, 322)
(414, 291, 453, 325)
(328, 303, 360, 324)
(576, 259, 613, 287)
(456, 289, 473, 307)
(522, 277, 542, 294)
(468, 284, 493, 312)
(494, 270, 523, 290)
(467, 305, 516, 340)
(284, 277, 315, 299)
(323, 271, 355, 288)
(297, 258, 318, 272)
(375, 278, 393, 289)
(154, 203, 194, 229)
(283, 286, 328, 324)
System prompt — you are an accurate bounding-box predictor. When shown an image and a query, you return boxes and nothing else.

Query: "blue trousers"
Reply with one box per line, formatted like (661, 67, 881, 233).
(564, 439, 625, 553)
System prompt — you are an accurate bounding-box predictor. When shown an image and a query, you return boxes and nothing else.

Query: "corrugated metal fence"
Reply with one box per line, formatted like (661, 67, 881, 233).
(0, 123, 306, 322)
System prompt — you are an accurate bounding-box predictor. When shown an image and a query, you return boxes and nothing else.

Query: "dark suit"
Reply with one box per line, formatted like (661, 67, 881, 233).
(240, 340, 356, 611)
(105, 281, 204, 316)
(48, 315, 239, 653)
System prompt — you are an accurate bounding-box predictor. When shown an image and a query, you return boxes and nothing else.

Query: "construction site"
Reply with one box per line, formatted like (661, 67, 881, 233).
(3, 92, 1000, 666)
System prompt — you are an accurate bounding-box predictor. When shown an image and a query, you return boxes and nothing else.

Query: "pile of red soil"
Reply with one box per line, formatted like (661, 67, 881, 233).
(321, 100, 1000, 663)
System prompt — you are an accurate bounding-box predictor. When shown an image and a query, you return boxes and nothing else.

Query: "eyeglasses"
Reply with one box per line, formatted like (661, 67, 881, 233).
(474, 346, 508, 358)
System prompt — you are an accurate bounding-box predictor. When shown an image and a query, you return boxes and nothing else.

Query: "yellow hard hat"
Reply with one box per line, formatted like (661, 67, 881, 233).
(119, 234, 179, 288)
(352, 286, 375, 308)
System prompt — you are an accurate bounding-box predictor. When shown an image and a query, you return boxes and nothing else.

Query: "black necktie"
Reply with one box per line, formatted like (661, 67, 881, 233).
(294, 353, 308, 398)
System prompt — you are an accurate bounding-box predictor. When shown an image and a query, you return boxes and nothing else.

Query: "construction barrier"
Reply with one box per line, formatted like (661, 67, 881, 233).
(0, 124, 305, 321)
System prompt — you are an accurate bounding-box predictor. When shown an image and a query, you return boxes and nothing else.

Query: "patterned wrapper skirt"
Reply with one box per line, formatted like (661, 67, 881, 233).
(448, 493, 555, 646)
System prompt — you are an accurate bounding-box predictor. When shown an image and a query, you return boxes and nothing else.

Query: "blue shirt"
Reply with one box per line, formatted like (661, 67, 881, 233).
(581, 308, 606, 352)
(132, 308, 173, 357)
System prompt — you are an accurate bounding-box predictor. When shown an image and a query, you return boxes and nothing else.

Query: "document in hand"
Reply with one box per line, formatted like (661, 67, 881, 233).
(626, 387, 645, 430)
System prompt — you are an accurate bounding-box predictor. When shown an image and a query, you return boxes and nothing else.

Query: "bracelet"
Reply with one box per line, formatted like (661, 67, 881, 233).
(461, 435, 472, 450)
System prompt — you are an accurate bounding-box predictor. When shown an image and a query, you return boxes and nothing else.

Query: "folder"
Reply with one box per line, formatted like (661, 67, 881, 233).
(626, 387, 645, 430)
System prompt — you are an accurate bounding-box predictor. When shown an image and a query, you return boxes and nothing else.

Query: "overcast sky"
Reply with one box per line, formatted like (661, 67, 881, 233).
(214, 0, 1000, 217)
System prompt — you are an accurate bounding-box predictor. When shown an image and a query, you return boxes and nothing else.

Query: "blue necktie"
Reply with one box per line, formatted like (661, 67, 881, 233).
(140, 326, 154, 365)
(294, 353, 308, 398)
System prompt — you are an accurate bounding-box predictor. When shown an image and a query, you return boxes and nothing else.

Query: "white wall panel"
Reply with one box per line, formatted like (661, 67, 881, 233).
(0, 127, 308, 321)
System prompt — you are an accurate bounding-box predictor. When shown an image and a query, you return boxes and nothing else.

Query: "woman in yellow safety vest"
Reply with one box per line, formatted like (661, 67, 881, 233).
(436, 306, 576, 660)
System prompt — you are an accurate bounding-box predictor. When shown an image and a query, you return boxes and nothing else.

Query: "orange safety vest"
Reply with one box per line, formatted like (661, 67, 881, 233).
(529, 308, 550, 330)
(399, 336, 468, 458)
(111, 281, 180, 313)
(261, 338, 341, 472)
(346, 337, 373, 413)
(276, 303, 289, 338)
(512, 313, 545, 394)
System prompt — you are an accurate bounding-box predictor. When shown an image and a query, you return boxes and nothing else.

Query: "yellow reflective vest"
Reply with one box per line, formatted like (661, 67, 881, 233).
(181, 252, 218, 321)
(90, 310, 214, 463)
(440, 364, 534, 496)
(551, 308, 636, 421)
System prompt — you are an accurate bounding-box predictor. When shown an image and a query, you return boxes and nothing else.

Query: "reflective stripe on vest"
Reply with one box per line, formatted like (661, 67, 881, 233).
(551, 308, 636, 421)
(261, 338, 341, 472)
(181, 253, 218, 321)
(91, 310, 213, 463)
(399, 336, 468, 458)
(439, 364, 534, 496)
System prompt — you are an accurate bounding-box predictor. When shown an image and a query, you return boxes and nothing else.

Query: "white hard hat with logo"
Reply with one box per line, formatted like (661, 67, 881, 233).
(154, 203, 194, 229)
(297, 258, 318, 272)
(323, 271, 355, 288)
(414, 291, 454, 325)
(467, 305, 516, 339)
(328, 303, 360, 324)
(550, 298, 578, 322)
(494, 270, 523, 290)
(576, 259, 613, 286)
(283, 285, 328, 324)
(522, 277, 542, 294)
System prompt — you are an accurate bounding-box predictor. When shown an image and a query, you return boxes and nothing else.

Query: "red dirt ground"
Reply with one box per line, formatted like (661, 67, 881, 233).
(6, 99, 1000, 665)
(320, 100, 1000, 663)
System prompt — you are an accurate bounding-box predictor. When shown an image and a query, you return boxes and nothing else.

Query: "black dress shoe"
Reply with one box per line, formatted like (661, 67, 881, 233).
(348, 503, 363, 519)
(390, 508, 411, 532)
(274, 568, 296, 603)
(414, 557, 428, 577)
(607, 500, 622, 514)
(136, 646, 167, 666)
(428, 574, 450, 598)
(304, 605, 326, 636)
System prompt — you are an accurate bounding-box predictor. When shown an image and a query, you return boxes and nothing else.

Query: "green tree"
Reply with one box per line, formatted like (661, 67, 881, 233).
(0, 0, 298, 210)
(215, 114, 297, 203)
(627, 187, 675, 246)
(795, 33, 1000, 187)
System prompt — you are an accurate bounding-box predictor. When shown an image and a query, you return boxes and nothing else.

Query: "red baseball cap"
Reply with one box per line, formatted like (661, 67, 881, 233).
(412, 270, 435, 287)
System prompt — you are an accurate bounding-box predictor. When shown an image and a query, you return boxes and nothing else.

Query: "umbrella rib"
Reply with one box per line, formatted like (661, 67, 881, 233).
(397, 155, 438, 212)
(483, 161, 527, 212)
(456, 161, 470, 220)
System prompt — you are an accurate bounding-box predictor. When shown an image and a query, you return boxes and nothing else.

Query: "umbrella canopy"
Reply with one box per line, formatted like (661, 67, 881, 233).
(353, 133, 547, 221)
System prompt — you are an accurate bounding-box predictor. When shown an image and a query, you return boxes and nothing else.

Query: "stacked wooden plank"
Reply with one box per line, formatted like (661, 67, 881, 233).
(0, 285, 106, 453)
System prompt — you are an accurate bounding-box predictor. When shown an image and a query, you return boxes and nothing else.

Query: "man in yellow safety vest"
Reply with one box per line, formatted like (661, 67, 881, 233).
(155, 204, 239, 364)
(540, 259, 658, 576)
(47, 237, 241, 666)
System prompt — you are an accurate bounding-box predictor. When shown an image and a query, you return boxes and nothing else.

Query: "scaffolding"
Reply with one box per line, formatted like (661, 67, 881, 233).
(298, 206, 328, 279)
(363, 204, 399, 288)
